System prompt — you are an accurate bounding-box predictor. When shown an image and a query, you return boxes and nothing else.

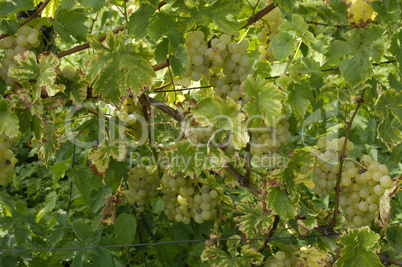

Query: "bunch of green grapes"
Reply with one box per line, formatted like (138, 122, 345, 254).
(113, 96, 147, 140)
(62, 65, 79, 80)
(126, 165, 160, 212)
(255, 7, 283, 62)
(265, 251, 298, 267)
(0, 26, 41, 86)
(340, 155, 393, 228)
(249, 118, 291, 169)
(183, 31, 253, 102)
(0, 132, 17, 186)
(311, 137, 354, 195)
(161, 174, 219, 224)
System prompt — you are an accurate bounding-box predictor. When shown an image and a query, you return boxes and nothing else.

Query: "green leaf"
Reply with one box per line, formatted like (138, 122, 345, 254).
(271, 32, 297, 61)
(0, 190, 16, 209)
(51, 8, 88, 43)
(266, 187, 297, 220)
(209, 0, 243, 33)
(233, 201, 274, 238)
(167, 141, 197, 176)
(70, 166, 93, 202)
(327, 26, 384, 86)
(0, 99, 19, 138)
(114, 213, 137, 244)
(274, 0, 297, 11)
(336, 227, 382, 267)
(286, 80, 313, 119)
(299, 247, 333, 266)
(0, 0, 33, 17)
(191, 97, 249, 150)
(389, 25, 402, 73)
(88, 139, 128, 176)
(278, 14, 315, 44)
(128, 4, 156, 39)
(376, 89, 402, 123)
(201, 246, 236, 266)
(385, 224, 402, 255)
(36, 191, 58, 222)
(47, 226, 65, 248)
(242, 76, 284, 128)
(87, 31, 155, 104)
(377, 118, 402, 146)
(78, 0, 105, 11)
(36, 122, 60, 165)
(10, 51, 64, 99)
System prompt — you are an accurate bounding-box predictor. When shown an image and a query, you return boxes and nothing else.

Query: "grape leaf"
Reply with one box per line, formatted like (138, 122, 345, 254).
(88, 139, 128, 177)
(327, 26, 384, 86)
(128, 3, 156, 39)
(233, 201, 274, 239)
(0, 0, 33, 17)
(78, 0, 105, 11)
(286, 80, 313, 119)
(375, 181, 399, 227)
(377, 117, 402, 146)
(209, 0, 243, 34)
(385, 223, 402, 255)
(279, 14, 315, 44)
(243, 76, 284, 128)
(114, 213, 137, 245)
(87, 31, 155, 104)
(167, 141, 197, 176)
(282, 150, 315, 197)
(274, 0, 297, 11)
(0, 99, 19, 138)
(36, 122, 59, 165)
(201, 235, 264, 266)
(191, 97, 249, 150)
(51, 8, 88, 43)
(266, 187, 298, 220)
(336, 227, 382, 267)
(70, 166, 94, 202)
(271, 32, 297, 61)
(376, 89, 402, 123)
(298, 247, 333, 267)
(10, 51, 64, 100)
(390, 31, 402, 73)
(148, 13, 183, 54)
(36, 191, 58, 222)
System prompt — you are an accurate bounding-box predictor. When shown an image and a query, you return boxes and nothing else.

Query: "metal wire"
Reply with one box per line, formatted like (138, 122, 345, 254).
(0, 233, 340, 253)
(154, 60, 397, 93)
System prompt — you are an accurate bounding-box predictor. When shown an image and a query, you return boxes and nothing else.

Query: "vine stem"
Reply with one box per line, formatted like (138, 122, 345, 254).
(0, 0, 51, 40)
(241, 2, 276, 29)
(329, 88, 366, 230)
(258, 214, 280, 253)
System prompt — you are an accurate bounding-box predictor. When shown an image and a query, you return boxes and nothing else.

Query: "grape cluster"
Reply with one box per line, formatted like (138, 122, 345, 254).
(249, 118, 291, 169)
(311, 137, 354, 195)
(0, 26, 41, 86)
(161, 174, 219, 224)
(255, 7, 283, 63)
(62, 65, 79, 80)
(340, 155, 393, 228)
(183, 31, 253, 101)
(0, 132, 17, 186)
(126, 165, 160, 212)
(266, 251, 298, 267)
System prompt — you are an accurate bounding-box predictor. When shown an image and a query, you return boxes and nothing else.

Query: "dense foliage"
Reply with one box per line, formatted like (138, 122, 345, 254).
(0, 0, 401, 266)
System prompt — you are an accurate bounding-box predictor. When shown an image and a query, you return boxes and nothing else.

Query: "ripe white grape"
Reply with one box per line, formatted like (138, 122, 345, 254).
(126, 165, 160, 212)
(0, 132, 17, 186)
(27, 33, 38, 45)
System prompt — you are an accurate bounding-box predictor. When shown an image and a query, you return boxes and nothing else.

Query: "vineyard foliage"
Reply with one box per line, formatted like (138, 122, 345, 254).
(0, 0, 401, 266)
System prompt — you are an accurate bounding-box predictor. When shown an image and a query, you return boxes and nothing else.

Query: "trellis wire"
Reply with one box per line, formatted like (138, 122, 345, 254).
(0, 233, 340, 253)
(154, 60, 397, 93)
